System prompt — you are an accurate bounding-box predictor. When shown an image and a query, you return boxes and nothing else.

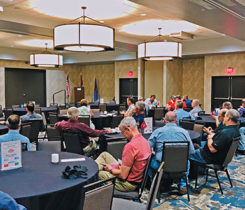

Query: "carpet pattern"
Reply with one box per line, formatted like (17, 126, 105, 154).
(140, 154, 245, 209)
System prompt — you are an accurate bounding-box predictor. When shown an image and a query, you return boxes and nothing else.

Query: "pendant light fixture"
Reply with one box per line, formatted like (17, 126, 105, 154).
(54, 6, 115, 52)
(138, 28, 182, 60)
(30, 43, 63, 67)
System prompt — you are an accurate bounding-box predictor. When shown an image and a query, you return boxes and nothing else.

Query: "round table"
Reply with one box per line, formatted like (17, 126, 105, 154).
(195, 115, 216, 129)
(0, 151, 98, 210)
(0, 124, 8, 135)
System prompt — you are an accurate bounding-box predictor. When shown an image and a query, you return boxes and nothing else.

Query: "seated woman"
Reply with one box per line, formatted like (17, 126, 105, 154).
(131, 101, 145, 127)
(78, 99, 95, 129)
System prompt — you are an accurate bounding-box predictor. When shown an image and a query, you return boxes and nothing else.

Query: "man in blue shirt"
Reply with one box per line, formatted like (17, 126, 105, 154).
(174, 100, 195, 125)
(0, 115, 31, 151)
(0, 191, 26, 210)
(148, 111, 195, 194)
(20, 103, 42, 121)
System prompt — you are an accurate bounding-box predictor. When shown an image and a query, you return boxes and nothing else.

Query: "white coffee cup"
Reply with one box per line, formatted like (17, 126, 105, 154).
(51, 153, 59, 164)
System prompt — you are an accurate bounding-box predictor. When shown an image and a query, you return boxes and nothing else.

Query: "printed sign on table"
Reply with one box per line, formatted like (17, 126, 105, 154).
(0, 140, 22, 171)
(141, 117, 153, 134)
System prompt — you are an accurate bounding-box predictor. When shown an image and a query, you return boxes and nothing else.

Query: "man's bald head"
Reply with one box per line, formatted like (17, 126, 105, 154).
(164, 111, 177, 124)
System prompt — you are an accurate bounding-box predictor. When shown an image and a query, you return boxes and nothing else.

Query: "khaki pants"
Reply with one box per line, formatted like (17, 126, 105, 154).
(95, 152, 137, 192)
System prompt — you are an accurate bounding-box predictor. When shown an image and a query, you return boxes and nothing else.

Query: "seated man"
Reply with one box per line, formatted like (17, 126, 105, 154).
(0, 191, 26, 210)
(148, 111, 195, 194)
(95, 117, 151, 192)
(145, 95, 157, 106)
(131, 101, 145, 127)
(183, 95, 192, 108)
(239, 99, 245, 117)
(189, 99, 202, 117)
(121, 97, 135, 117)
(55, 107, 111, 152)
(0, 115, 31, 151)
(20, 103, 42, 121)
(174, 100, 195, 126)
(189, 109, 240, 164)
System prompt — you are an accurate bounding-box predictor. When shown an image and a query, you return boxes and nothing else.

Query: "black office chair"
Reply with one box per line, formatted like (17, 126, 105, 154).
(179, 119, 195, 130)
(38, 141, 61, 152)
(99, 104, 107, 112)
(160, 141, 190, 201)
(47, 126, 61, 141)
(62, 132, 84, 155)
(20, 123, 31, 139)
(107, 140, 128, 160)
(154, 108, 164, 120)
(49, 113, 59, 125)
(82, 177, 116, 210)
(113, 154, 153, 201)
(111, 115, 124, 128)
(198, 111, 205, 116)
(78, 115, 90, 127)
(112, 162, 165, 210)
(24, 120, 42, 149)
(193, 136, 240, 194)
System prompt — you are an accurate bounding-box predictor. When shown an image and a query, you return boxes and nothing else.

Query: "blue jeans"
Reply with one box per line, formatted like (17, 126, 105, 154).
(150, 156, 190, 189)
(239, 127, 245, 151)
(189, 149, 207, 164)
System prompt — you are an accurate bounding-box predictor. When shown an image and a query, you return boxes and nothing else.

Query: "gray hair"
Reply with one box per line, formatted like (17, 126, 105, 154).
(67, 107, 80, 119)
(119, 117, 137, 129)
(225, 109, 239, 123)
(192, 99, 199, 105)
(222, 101, 233, 109)
(165, 111, 177, 122)
(136, 101, 145, 112)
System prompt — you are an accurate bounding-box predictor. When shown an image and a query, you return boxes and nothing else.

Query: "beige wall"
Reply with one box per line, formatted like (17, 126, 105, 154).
(182, 58, 204, 107)
(115, 60, 138, 103)
(204, 53, 245, 112)
(144, 61, 163, 104)
(81, 63, 115, 102)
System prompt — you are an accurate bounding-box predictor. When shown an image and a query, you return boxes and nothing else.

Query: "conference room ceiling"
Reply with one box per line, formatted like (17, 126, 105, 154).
(0, 0, 226, 53)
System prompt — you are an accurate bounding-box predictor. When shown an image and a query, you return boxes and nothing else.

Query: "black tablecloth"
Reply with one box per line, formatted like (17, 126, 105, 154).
(0, 151, 98, 210)
(195, 115, 216, 129)
(0, 124, 8, 135)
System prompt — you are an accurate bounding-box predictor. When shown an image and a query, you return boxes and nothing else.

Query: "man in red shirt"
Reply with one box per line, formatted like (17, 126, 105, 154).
(95, 117, 152, 192)
(55, 107, 110, 152)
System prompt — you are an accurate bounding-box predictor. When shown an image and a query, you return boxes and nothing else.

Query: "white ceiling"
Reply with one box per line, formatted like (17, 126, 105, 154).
(0, 0, 245, 63)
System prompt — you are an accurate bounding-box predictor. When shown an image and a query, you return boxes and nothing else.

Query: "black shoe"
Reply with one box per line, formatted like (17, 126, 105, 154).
(237, 150, 245, 155)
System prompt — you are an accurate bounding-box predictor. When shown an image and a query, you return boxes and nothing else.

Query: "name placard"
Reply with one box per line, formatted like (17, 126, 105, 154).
(143, 117, 153, 134)
(0, 140, 22, 171)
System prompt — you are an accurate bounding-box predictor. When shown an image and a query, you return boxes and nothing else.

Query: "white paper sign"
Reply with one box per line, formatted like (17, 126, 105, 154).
(143, 117, 153, 134)
(0, 140, 22, 171)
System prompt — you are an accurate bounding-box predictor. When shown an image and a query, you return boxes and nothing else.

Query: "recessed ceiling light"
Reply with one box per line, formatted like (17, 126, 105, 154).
(221, 33, 226, 36)
(32, 0, 136, 20)
(140, 13, 146, 16)
(17, 34, 23, 37)
(10, 45, 14, 48)
(121, 19, 199, 36)
(99, 20, 104, 23)
(0, 6, 3, 12)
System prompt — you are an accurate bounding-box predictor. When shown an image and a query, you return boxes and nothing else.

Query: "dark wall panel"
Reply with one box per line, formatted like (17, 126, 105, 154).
(5, 68, 46, 107)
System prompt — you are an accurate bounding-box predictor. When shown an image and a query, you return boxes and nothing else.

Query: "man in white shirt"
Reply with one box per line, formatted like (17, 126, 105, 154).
(121, 97, 135, 117)
(190, 99, 202, 117)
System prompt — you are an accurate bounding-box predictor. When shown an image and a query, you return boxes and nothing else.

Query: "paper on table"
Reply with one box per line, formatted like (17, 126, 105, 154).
(60, 158, 85, 162)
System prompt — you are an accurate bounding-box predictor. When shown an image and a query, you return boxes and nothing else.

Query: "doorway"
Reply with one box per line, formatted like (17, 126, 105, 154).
(119, 78, 138, 105)
(5, 68, 46, 107)
(211, 76, 245, 109)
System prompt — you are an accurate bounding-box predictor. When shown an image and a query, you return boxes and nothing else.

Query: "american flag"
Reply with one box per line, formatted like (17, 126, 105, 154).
(66, 74, 70, 99)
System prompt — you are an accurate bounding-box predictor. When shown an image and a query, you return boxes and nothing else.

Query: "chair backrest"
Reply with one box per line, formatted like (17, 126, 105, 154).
(99, 104, 107, 112)
(180, 120, 195, 130)
(162, 141, 189, 173)
(20, 123, 31, 139)
(3, 109, 13, 120)
(107, 139, 128, 160)
(0, 105, 3, 117)
(38, 141, 61, 152)
(193, 123, 204, 136)
(82, 178, 115, 210)
(223, 136, 240, 167)
(146, 162, 164, 210)
(49, 113, 58, 125)
(78, 115, 90, 127)
(63, 132, 84, 155)
(198, 111, 205, 116)
(154, 108, 164, 120)
(92, 109, 100, 113)
(139, 154, 153, 196)
(47, 126, 61, 141)
(111, 115, 124, 128)
(34, 108, 41, 114)
(59, 109, 68, 115)
(25, 120, 42, 144)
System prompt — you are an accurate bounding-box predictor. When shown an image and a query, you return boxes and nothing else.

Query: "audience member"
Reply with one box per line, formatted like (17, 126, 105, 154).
(176, 95, 187, 109)
(121, 97, 135, 117)
(222, 101, 233, 110)
(148, 111, 194, 194)
(145, 95, 157, 106)
(174, 100, 195, 126)
(78, 99, 95, 129)
(189, 99, 202, 117)
(55, 107, 111, 153)
(167, 96, 176, 111)
(239, 99, 245, 117)
(0, 191, 26, 210)
(0, 115, 31, 151)
(131, 101, 145, 127)
(20, 103, 42, 121)
(95, 117, 151, 192)
(190, 109, 240, 164)
(183, 95, 192, 108)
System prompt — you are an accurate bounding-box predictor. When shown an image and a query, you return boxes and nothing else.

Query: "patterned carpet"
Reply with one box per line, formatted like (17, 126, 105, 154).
(141, 154, 245, 209)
